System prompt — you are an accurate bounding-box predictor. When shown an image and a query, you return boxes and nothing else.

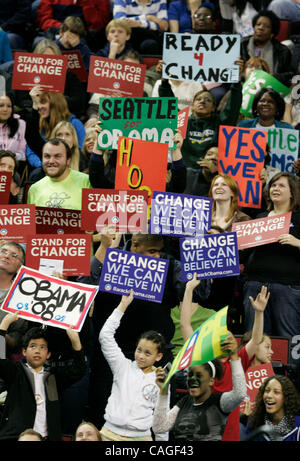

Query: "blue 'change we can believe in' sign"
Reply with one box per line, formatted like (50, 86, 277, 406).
(179, 232, 240, 281)
(149, 191, 213, 237)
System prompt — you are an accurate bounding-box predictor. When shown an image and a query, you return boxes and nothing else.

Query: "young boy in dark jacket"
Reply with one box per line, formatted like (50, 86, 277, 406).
(0, 313, 86, 441)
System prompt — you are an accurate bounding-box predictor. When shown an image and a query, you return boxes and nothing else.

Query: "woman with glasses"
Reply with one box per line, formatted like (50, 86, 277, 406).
(238, 87, 294, 131)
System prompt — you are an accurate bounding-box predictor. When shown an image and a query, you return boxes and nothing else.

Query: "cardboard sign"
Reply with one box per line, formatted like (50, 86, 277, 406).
(262, 127, 299, 173)
(177, 107, 189, 139)
(62, 50, 88, 82)
(12, 52, 68, 93)
(0, 205, 36, 242)
(162, 33, 240, 83)
(241, 70, 291, 118)
(81, 189, 148, 233)
(0, 171, 12, 204)
(99, 248, 170, 303)
(25, 234, 92, 276)
(1, 266, 98, 332)
(179, 232, 240, 281)
(97, 97, 178, 150)
(35, 206, 83, 234)
(218, 125, 267, 208)
(149, 191, 212, 237)
(115, 137, 169, 206)
(240, 363, 274, 413)
(88, 56, 146, 96)
(232, 212, 291, 250)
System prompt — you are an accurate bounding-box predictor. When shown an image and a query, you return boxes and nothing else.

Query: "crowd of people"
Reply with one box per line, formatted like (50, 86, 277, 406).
(0, 0, 299, 444)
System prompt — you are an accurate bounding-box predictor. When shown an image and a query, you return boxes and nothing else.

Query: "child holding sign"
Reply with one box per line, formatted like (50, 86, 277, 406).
(180, 273, 271, 440)
(0, 314, 86, 441)
(99, 290, 167, 441)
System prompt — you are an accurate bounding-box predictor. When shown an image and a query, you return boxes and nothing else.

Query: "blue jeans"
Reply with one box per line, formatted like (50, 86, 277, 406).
(243, 280, 300, 364)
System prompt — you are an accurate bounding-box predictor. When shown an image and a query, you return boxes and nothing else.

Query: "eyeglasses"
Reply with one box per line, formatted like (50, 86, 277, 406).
(0, 248, 22, 261)
(193, 13, 212, 19)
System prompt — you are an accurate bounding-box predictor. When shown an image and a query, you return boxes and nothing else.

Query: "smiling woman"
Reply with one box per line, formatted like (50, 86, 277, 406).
(247, 375, 300, 440)
(242, 172, 300, 352)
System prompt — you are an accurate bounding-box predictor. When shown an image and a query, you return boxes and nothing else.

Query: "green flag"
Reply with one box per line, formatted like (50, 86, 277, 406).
(241, 70, 291, 118)
(163, 306, 229, 388)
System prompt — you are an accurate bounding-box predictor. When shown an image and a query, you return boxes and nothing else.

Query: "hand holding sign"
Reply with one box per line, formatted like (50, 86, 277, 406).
(278, 233, 300, 248)
(117, 289, 134, 313)
(66, 327, 82, 351)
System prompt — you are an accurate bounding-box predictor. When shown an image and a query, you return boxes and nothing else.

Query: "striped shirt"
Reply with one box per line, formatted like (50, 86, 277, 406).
(113, 0, 168, 30)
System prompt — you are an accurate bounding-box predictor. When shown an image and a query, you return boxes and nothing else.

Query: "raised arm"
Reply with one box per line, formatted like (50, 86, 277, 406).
(245, 285, 270, 360)
(180, 273, 200, 342)
(220, 332, 247, 413)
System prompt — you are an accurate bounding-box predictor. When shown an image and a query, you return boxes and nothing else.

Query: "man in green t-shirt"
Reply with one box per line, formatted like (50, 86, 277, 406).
(27, 138, 91, 210)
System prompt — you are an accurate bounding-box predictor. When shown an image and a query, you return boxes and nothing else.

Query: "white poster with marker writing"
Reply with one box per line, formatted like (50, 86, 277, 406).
(0, 266, 98, 332)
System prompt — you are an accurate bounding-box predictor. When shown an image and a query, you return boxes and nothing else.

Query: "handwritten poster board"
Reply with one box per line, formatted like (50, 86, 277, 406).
(12, 52, 68, 93)
(115, 137, 169, 206)
(0, 205, 36, 242)
(88, 56, 146, 96)
(35, 207, 83, 234)
(261, 127, 299, 173)
(97, 97, 178, 150)
(25, 234, 92, 276)
(81, 189, 148, 233)
(232, 212, 291, 250)
(1, 266, 98, 332)
(218, 125, 267, 208)
(162, 33, 240, 83)
(149, 191, 212, 237)
(179, 232, 240, 281)
(99, 248, 170, 303)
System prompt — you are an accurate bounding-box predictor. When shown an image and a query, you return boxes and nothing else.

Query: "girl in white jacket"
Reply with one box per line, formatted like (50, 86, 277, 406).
(99, 290, 167, 441)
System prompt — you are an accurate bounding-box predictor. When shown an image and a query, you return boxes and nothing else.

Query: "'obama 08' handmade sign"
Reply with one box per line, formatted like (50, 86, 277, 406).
(0, 266, 98, 332)
(162, 33, 240, 83)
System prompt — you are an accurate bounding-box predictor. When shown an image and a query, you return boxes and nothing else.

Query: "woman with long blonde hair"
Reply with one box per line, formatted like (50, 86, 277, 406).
(208, 173, 251, 231)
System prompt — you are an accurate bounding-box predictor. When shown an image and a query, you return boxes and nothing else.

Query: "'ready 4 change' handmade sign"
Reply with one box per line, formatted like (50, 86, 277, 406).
(1, 266, 98, 332)
(162, 33, 240, 83)
(12, 52, 68, 93)
(99, 248, 170, 303)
